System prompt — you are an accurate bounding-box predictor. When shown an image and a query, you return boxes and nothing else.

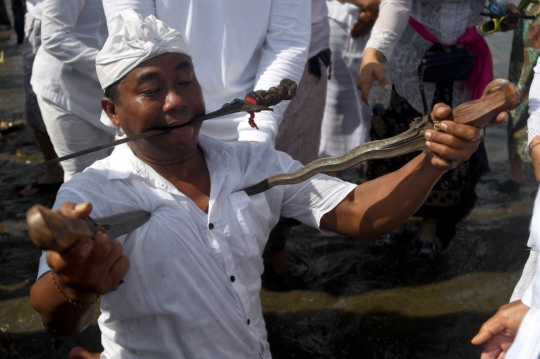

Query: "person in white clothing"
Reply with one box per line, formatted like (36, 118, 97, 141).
(102, 0, 310, 144)
(472, 58, 540, 359)
(18, 0, 64, 197)
(275, 0, 331, 165)
(28, 12, 506, 358)
(265, 0, 332, 280)
(318, 0, 380, 174)
(266, 0, 379, 280)
(31, 0, 115, 182)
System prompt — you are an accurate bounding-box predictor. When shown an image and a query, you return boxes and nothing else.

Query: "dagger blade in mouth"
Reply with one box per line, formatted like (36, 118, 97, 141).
(0, 100, 273, 182)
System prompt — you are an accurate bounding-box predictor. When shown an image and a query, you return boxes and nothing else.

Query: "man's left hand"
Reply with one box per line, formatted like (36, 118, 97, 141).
(424, 103, 507, 170)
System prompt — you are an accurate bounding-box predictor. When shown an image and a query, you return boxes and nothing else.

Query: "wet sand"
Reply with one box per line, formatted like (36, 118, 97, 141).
(0, 26, 535, 359)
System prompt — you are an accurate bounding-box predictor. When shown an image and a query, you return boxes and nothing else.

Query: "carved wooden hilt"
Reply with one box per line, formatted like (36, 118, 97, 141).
(26, 204, 100, 253)
(245, 79, 297, 107)
(451, 79, 521, 128)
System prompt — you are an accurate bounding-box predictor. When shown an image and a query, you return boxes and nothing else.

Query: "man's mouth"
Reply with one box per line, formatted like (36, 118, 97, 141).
(152, 118, 195, 132)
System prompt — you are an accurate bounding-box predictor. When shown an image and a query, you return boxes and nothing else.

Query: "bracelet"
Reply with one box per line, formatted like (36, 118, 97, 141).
(531, 142, 540, 151)
(51, 272, 100, 308)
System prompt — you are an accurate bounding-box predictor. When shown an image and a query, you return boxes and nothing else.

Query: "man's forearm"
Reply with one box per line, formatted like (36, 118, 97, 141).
(357, 153, 444, 237)
(30, 271, 97, 336)
(322, 152, 444, 240)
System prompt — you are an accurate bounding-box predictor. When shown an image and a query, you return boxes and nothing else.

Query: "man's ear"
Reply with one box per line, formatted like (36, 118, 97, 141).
(101, 98, 120, 126)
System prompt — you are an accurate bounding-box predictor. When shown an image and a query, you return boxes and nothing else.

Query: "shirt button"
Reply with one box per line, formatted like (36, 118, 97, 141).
(208, 223, 214, 230)
(247, 319, 250, 325)
(230, 276, 235, 282)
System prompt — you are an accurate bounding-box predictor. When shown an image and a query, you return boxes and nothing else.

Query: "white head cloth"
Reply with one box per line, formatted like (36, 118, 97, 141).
(96, 10, 191, 127)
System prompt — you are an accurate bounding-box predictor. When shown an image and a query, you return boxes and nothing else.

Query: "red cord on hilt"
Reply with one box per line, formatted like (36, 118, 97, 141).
(244, 96, 259, 130)
(243, 79, 297, 130)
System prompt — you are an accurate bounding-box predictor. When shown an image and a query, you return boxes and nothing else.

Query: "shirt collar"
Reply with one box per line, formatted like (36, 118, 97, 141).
(105, 134, 233, 185)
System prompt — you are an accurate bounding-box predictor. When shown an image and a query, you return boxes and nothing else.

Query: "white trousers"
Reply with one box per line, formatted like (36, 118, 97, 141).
(37, 96, 114, 181)
(318, 17, 371, 158)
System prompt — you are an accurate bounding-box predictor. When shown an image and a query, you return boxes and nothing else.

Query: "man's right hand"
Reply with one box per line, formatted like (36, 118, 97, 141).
(27, 202, 129, 299)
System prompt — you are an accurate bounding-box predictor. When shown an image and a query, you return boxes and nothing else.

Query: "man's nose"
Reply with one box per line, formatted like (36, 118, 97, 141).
(163, 89, 188, 112)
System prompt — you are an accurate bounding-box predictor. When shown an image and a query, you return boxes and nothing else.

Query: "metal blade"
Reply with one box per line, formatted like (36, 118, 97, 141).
(89, 210, 150, 239)
(28, 101, 273, 167)
(0, 100, 272, 183)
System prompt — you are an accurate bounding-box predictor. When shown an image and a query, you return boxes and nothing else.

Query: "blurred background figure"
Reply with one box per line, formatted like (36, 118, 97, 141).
(318, 0, 379, 179)
(18, 0, 64, 197)
(30, 0, 115, 182)
(0, 0, 12, 30)
(11, 0, 24, 44)
(267, 0, 333, 279)
(275, 0, 330, 166)
(359, 0, 493, 258)
(497, 1, 540, 200)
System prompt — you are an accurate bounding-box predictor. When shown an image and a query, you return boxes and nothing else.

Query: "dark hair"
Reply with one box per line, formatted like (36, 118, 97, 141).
(104, 80, 121, 104)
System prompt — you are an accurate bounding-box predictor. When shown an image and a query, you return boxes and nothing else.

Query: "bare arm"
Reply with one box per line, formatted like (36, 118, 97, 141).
(29, 202, 129, 336)
(357, 0, 411, 101)
(321, 104, 507, 239)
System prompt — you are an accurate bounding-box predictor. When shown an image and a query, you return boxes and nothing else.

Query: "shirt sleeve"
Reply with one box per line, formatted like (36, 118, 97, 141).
(365, 0, 411, 60)
(102, 0, 155, 32)
(278, 160, 357, 234)
(510, 250, 538, 304)
(236, 0, 311, 143)
(40, 0, 100, 82)
(527, 60, 540, 149)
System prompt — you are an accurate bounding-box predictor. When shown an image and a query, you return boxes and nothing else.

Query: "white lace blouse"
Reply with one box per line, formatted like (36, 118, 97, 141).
(365, 0, 486, 113)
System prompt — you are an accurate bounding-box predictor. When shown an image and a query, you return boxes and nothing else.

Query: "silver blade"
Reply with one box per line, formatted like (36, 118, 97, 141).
(90, 210, 150, 239)
(30, 102, 273, 167)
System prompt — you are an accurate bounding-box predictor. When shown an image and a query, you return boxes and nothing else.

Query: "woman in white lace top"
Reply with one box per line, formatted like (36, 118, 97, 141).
(360, 0, 486, 111)
(360, 0, 492, 258)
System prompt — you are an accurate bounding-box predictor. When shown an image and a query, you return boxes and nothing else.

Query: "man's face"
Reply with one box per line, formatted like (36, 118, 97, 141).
(105, 53, 206, 161)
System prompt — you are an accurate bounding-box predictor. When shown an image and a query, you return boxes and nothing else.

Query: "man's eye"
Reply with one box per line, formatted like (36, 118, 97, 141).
(142, 88, 160, 95)
(178, 80, 193, 86)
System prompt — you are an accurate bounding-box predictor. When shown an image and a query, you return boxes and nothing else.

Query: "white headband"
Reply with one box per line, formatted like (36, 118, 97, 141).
(96, 10, 191, 90)
(95, 10, 191, 128)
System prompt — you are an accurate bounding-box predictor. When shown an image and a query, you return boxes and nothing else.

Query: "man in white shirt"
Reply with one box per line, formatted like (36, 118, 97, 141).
(18, 0, 65, 197)
(31, 0, 116, 181)
(28, 12, 507, 359)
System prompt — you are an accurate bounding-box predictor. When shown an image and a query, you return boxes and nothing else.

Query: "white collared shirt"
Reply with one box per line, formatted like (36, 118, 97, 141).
(39, 135, 356, 358)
